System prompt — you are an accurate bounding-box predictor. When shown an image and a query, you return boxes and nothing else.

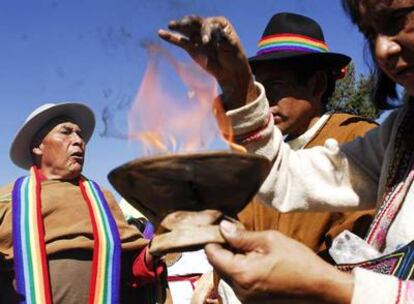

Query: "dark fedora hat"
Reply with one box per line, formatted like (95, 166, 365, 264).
(249, 13, 351, 73)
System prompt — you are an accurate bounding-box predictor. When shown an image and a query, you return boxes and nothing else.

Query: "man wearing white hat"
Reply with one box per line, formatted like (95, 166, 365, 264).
(0, 103, 165, 303)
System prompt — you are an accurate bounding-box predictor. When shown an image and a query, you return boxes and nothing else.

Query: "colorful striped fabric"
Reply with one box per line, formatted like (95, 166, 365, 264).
(12, 167, 52, 304)
(80, 178, 121, 304)
(12, 167, 121, 304)
(257, 33, 329, 55)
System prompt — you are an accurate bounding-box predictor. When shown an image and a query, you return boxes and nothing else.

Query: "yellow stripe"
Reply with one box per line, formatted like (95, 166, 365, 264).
(28, 176, 46, 303)
(259, 36, 328, 49)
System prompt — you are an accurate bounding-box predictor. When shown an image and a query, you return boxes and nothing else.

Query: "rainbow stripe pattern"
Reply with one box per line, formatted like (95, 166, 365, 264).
(80, 178, 121, 304)
(257, 33, 329, 55)
(12, 167, 52, 304)
(12, 167, 121, 304)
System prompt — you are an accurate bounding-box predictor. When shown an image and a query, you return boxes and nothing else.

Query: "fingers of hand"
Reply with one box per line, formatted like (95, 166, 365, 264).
(165, 16, 230, 47)
(220, 221, 269, 253)
(201, 17, 232, 45)
(205, 243, 236, 281)
(168, 15, 202, 30)
(158, 29, 192, 50)
(168, 15, 203, 42)
(195, 271, 214, 293)
(160, 16, 237, 61)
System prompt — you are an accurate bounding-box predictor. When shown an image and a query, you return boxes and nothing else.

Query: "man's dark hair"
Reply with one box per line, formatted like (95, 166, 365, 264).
(341, 0, 398, 109)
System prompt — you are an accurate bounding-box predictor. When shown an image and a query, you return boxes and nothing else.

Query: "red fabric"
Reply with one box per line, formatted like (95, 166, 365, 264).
(168, 274, 201, 289)
(37, 168, 47, 181)
(131, 246, 166, 288)
(33, 167, 53, 304)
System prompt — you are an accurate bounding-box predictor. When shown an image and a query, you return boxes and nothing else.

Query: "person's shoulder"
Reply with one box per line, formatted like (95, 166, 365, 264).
(98, 187, 118, 204)
(100, 187, 115, 198)
(0, 183, 15, 205)
(329, 112, 378, 128)
(79, 177, 117, 203)
(321, 112, 378, 143)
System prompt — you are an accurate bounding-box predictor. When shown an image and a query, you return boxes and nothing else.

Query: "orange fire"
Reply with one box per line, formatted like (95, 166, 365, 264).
(128, 43, 244, 155)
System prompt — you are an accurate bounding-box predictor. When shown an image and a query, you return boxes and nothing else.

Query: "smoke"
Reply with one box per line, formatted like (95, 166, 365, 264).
(101, 95, 131, 139)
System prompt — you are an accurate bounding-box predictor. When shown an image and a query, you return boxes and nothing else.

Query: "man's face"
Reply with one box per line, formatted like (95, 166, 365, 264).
(255, 64, 322, 137)
(34, 121, 86, 179)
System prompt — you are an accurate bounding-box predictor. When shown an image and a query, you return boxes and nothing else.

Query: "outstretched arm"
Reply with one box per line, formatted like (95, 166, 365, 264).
(159, 15, 386, 214)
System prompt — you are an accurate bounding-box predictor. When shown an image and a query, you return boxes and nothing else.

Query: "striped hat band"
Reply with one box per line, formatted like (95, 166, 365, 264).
(257, 33, 329, 56)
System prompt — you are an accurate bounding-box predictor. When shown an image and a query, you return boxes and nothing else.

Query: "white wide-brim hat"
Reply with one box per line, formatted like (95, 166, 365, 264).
(10, 102, 95, 170)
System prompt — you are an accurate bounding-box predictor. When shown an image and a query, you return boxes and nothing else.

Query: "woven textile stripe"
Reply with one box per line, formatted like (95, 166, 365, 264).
(12, 168, 52, 304)
(257, 33, 329, 55)
(12, 167, 121, 304)
(80, 179, 121, 304)
(365, 158, 414, 250)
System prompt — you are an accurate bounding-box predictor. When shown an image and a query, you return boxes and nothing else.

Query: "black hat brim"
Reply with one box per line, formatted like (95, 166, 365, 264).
(249, 51, 351, 72)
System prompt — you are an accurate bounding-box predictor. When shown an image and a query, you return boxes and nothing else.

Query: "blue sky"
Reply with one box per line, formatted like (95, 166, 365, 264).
(0, 0, 370, 192)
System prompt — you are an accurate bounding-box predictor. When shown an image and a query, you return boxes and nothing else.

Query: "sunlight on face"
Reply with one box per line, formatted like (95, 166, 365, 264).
(359, 0, 414, 95)
(34, 121, 86, 180)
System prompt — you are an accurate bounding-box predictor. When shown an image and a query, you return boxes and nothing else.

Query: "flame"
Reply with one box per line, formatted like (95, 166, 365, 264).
(212, 97, 246, 153)
(128, 43, 242, 155)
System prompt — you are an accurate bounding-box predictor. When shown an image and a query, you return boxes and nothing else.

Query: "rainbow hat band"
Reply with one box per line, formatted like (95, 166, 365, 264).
(257, 33, 329, 55)
(249, 13, 350, 73)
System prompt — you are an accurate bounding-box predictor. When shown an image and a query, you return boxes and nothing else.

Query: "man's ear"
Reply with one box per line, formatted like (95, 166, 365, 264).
(310, 71, 327, 100)
(32, 145, 43, 156)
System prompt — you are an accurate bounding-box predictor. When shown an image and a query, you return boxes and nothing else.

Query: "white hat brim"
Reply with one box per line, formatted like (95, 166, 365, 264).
(10, 103, 95, 170)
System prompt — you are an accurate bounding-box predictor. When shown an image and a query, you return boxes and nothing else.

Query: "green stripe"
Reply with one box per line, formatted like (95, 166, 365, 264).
(260, 38, 327, 48)
(259, 40, 327, 52)
(24, 178, 37, 303)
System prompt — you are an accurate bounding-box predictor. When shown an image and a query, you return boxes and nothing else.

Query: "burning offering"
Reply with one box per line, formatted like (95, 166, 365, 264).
(107, 43, 270, 255)
(108, 151, 270, 255)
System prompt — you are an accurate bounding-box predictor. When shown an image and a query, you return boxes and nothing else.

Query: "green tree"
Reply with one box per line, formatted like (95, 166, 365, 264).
(328, 63, 380, 119)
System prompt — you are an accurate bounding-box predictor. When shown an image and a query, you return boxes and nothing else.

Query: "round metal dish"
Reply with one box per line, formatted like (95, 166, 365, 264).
(108, 151, 270, 224)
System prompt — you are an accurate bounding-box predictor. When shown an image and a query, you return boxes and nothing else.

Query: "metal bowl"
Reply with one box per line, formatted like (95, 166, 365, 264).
(108, 151, 270, 225)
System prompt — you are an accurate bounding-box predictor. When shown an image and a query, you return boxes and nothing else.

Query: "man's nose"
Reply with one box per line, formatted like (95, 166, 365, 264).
(71, 133, 84, 146)
(375, 34, 402, 64)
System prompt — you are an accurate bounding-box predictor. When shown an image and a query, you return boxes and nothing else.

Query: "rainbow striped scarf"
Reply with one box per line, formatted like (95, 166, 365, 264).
(12, 167, 121, 304)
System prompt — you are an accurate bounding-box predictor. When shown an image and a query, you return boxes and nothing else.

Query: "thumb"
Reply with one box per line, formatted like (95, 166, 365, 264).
(219, 220, 265, 253)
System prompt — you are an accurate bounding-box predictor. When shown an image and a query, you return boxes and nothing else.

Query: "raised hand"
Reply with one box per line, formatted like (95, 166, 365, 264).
(158, 16, 258, 110)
